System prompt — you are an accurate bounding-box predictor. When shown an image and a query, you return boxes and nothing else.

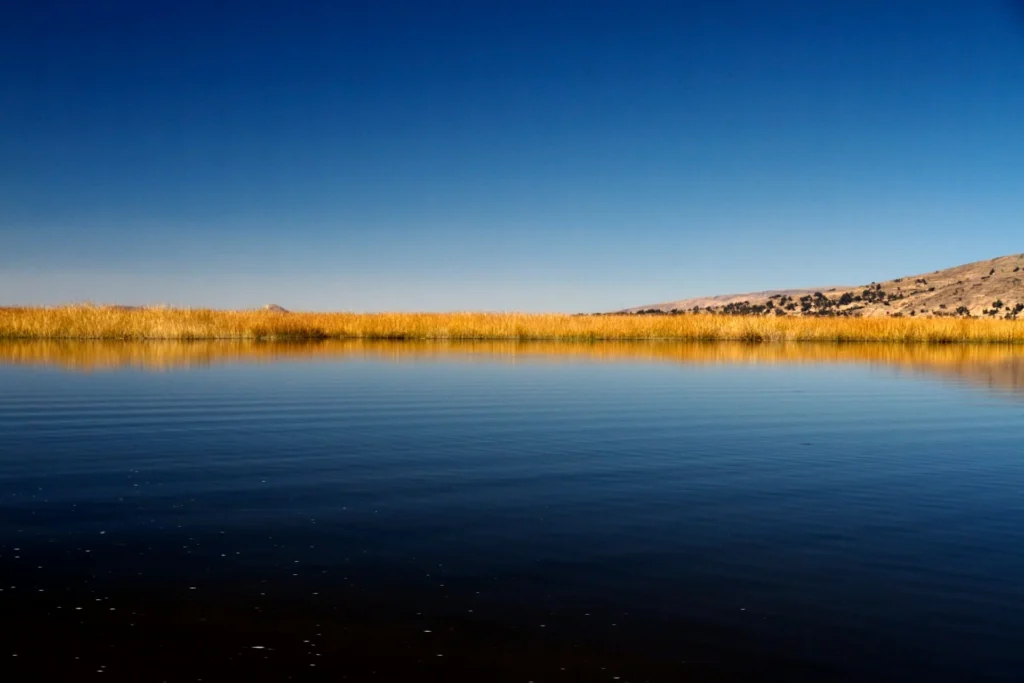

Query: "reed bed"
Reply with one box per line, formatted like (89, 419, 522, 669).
(1, 305, 1023, 344)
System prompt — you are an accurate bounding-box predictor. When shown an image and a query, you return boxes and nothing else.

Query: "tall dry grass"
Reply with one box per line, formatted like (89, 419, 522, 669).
(1, 305, 1023, 343)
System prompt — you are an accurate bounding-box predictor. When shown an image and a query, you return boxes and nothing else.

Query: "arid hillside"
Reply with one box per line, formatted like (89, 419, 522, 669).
(623, 254, 1024, 318)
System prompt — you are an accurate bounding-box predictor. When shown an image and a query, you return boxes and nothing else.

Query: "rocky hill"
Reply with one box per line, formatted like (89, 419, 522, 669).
(623, 254, 1024, 319)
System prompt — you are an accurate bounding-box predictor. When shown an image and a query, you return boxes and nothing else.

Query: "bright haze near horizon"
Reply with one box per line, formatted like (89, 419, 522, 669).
(2, 1, 1023, 312)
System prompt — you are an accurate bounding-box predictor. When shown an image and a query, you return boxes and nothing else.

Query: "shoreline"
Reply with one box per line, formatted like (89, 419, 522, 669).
(1, 306, 1023, 344)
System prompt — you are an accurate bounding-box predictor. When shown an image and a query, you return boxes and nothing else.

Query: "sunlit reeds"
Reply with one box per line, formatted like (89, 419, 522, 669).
(1, 305, 1023, 343)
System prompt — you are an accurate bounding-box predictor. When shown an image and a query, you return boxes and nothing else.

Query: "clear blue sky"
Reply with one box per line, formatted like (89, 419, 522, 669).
(2, 1, 1023, 312)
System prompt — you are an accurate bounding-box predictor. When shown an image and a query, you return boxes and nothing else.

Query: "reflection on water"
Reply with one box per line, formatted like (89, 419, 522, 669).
(4, 339, 1024, 681)
(3, 338, 1024, 394)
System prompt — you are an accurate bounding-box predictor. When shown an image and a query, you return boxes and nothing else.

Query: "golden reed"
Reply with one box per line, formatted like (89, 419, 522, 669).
(1, 305, 1023, 343)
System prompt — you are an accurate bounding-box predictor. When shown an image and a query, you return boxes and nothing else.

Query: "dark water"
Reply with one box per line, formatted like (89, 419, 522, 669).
(2, 342, 1024, 682)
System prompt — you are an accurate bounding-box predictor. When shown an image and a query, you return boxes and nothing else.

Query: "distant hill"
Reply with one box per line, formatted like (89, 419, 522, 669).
(621, 254, 1024, 319)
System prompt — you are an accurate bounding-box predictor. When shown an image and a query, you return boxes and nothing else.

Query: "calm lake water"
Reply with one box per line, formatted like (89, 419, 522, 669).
(2, 341, 1024, 682)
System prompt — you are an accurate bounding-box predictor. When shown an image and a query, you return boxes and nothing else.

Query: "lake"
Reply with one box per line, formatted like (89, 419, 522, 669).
(2, 340, 1024, 682)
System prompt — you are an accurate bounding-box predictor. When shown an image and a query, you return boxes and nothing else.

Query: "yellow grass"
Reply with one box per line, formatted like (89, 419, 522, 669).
(1, 305, 1024, 344)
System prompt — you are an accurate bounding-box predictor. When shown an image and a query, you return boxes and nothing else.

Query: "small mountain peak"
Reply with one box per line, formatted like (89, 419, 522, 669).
(262, 304, 289, 313)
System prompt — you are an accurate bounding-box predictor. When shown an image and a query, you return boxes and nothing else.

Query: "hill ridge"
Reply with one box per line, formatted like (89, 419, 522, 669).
(622, 253, 1024, 318)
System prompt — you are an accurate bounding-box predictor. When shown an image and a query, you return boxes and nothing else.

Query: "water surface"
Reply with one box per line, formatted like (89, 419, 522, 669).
(2, 341, 1024, 681)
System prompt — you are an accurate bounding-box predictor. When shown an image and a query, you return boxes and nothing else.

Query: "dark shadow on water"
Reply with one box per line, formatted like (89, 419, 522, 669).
(0, 572, 852, 682)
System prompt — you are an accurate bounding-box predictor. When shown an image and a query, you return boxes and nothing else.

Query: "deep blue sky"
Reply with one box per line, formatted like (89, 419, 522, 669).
(3, 1, 1023, 311)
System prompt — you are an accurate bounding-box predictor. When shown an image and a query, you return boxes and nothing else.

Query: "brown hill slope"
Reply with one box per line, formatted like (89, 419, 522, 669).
(623, 253, 1024, 319)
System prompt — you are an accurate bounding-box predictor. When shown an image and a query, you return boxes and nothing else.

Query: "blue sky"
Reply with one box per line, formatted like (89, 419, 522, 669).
(2, 1, 1023, 311)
